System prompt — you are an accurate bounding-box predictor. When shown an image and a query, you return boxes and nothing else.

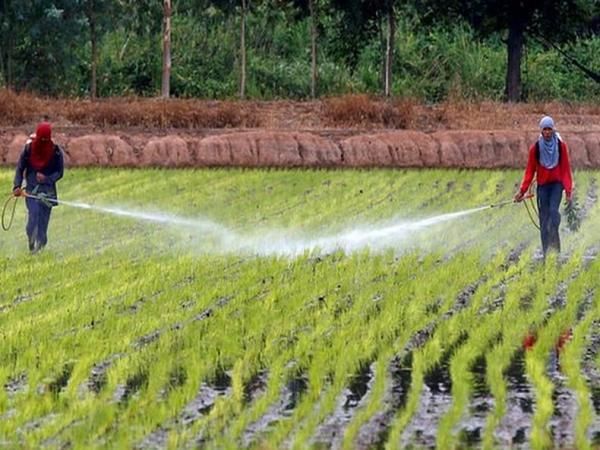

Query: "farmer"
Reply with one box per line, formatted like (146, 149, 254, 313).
(12, 122, 64, 253)
(514, 116, 573, 256)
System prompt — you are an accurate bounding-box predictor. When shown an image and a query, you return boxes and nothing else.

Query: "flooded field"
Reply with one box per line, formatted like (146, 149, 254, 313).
(1, 168, 599, 448)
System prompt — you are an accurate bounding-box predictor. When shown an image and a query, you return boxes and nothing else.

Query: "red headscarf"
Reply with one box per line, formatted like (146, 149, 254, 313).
(29, 122, 54, 171)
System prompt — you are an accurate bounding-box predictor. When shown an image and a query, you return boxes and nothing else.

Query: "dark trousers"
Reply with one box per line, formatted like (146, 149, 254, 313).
(537, 182, 563, 255)
(25, 196, 52, 250)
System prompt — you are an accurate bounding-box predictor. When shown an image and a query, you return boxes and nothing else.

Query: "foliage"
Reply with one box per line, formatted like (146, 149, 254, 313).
(0, 0, 599, 100)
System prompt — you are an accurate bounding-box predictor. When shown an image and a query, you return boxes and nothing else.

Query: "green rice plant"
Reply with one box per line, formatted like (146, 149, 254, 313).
(559, 291, 599, 450)
(1, 167, 599, 448)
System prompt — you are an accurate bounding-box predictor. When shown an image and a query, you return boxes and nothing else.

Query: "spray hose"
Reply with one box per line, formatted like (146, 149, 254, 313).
(1, 194, 18, 231)
(1, 191, 57, 231)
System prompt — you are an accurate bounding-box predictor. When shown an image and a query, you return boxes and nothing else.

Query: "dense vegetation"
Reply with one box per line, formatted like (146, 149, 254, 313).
(1, 0, 599, 102)
(1, 168, 599, 448)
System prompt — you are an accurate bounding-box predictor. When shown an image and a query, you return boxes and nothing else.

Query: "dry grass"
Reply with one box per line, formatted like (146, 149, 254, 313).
(1, 89, 599, 131)
(0, 90, 260, 128)
(61, 98, 261, 128)
(322, 94, 417, 129)
(0, 89, 46, 125)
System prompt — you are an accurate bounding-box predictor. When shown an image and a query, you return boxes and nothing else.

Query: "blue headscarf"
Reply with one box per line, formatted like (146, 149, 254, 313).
(538, 116, 559, 169)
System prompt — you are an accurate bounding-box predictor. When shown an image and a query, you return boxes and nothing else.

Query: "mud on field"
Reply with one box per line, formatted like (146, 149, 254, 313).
(2, 127, 600, 169)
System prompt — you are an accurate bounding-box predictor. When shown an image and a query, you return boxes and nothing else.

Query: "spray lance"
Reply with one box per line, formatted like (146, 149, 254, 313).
(484, 192, 541, 230)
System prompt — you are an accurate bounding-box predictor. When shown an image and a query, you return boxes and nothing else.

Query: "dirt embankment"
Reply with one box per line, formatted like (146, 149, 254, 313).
(2, 128, 600, 169)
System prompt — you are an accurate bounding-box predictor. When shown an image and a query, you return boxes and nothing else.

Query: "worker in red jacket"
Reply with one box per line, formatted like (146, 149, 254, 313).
(13, 122, 64, 254)
(514, 116, 573, 256)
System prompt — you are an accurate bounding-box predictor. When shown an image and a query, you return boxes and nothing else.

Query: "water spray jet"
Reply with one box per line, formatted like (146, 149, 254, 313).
(3, 191, 537, 256)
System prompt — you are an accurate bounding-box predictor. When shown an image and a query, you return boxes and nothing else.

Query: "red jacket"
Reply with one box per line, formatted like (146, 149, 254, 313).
(519, 140, 573, 197)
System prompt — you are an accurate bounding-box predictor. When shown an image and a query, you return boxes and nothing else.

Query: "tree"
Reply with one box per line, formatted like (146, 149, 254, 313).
(384, 0, 395, 97)
(240, 0, 248, 99)
(329, 0, 400, 96)
(308, 0, 318, 98)
(162, 0, 172, 98)
(0, 0, 17, 88)
(419, 0, 599, 102)
(2, 0, 87, 95)
(83, 0, 117, 99)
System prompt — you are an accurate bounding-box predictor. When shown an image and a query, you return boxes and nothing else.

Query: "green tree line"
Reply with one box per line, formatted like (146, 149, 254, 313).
(1, 0, 599, 102)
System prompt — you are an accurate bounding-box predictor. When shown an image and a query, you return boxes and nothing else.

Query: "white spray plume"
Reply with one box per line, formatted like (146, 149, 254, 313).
(57, 199, 489, 257)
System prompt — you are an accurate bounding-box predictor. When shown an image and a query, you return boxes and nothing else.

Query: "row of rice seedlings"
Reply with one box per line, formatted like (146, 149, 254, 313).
(68, 251, 370, 444)
(284, 252, 491, 449)
(339, 253, 500, 446)
(0, 256, 232, 443)
(27, 255, 268, 444)
(1, 250, 264, 442)
(336, 249, 508, 448)
(436, 245, 583, 448)
(92, 256, 298, 445)
(526, 252, 597, 449)
(481, 249, 585, 449)
(217, 253, 436, 447)
(203, 251, 420, 447)
(382, 245, 534, 448)
(205, 251, 444, 447)
(560, 284, 600, 450)
(339, 250, 509, 450)
(0, 253, 143, 407)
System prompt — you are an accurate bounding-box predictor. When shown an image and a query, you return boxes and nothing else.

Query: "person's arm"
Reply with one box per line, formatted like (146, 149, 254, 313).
(519, 144, 537, 194)
(13, 146, 28, 191)
(561, 141, 573, 199)
(45, 147, 64, 184)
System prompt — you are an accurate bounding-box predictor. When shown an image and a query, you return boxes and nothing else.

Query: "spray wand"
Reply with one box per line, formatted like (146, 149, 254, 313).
(485, 193, 540, 230)
(488, 193, 534, 209)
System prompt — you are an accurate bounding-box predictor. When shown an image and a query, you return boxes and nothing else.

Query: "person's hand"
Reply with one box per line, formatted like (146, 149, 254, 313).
(36, 172, 48, 183)
(565, 192, 573, 206)
(13, 187, 22, 197)
(513, 191, 525, 203)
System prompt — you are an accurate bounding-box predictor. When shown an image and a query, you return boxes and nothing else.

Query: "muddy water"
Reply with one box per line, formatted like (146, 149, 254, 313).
(581, 319, 600, 445)
(548, 358, 578, 448)
(354, 353, 412, 449)
(494, 351, 535, 447)
(241, 373, 308, 447)
(455, 356, 494, 447)
(399, 334, 468, 448)
(310, 362, 374, 449)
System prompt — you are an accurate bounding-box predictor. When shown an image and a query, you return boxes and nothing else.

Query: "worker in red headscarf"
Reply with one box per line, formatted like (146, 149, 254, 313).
(12, 122, 64, 253)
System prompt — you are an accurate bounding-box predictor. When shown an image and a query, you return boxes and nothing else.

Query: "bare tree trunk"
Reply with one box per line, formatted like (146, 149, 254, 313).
(309, 0, 317, 98)
(384, 2, 395, 97)
(506, 12, 525, 102)
(161, 0, 172, 98)
(1, 0, 13, 89)
(5, 32, 13, 89)
(87, 0, 98, 99)
(240, 0, 247, 99)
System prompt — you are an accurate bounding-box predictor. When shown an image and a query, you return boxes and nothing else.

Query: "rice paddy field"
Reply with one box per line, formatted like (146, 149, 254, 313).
(1, 167, 599, 449)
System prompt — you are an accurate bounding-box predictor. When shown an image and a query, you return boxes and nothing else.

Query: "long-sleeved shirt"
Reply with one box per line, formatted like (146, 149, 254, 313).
(13, 143, 64, 203)
(519, 140, 573, 197)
